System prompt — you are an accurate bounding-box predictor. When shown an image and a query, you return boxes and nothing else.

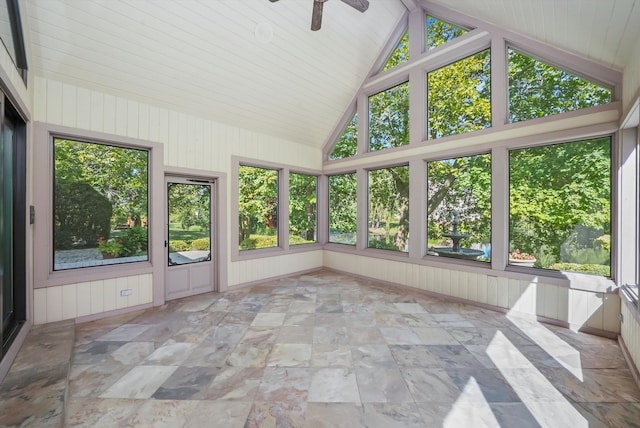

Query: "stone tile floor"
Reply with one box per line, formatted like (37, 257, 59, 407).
(1, 270, 640, 427)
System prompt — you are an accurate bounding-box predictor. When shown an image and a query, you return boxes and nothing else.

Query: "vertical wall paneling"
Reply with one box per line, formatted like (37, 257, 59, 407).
(621, 303, 640, 373)
(90, 90, 105, 133)
(61, 283, 77, 320)
(61, 83, 77, 128)
(103, 94, 117, 134)
(76, 87, 91, 130)
(76, 282, 92, 317)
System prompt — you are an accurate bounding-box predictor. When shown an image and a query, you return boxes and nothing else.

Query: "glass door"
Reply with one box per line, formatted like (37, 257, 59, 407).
(165, 177, 216, 300)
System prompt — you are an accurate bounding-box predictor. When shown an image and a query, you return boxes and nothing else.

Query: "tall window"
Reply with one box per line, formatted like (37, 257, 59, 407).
(238, 165, 279, 250)
(508, 48, 611, 123)
(368, 165, 409, 252)
(509, 137, 611, 276)
(289, 172, 317, 245)
(381, 30, 409, 72)
(53, 138, 149, 270)
(369, 81, 410, 152)
(427, 154, 491, 262)
(426, 15, 468, 50)
(427, 50, 491, 139)
(329, 113, 357, 160)
(329, 173, 357, 245)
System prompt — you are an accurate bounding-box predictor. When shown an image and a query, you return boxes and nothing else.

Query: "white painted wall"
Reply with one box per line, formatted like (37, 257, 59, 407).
(623, 38, 640, 115)
(324, 251, 621, 334)
(31, 76, 324, 324)
(621, 302, 640, 375)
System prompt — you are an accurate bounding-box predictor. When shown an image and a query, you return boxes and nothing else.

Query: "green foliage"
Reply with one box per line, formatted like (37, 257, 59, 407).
(118, 226, 148, 256)
(368, 166, 409, 251)
(428, 49, 491, 139)
(168, 183, 210, 232)
(508, 49, 611, 122)
(54, 138, 148, 227)
(426, 15, 467, 50)
(329, 173, 357, 238)
(382, 30, 409, 71)
(427, 154, 491, 253)
(54, 181, 112, 249)
(549, 263, 610, 277)
(169, 240, 190, 252)
(238, 165, 278, 248)
(240, 235, 278, 250)
(191, 238, 210, 251)
(369, 82, 410, 151)
(509, 138, 611, 265)
(329, 113, 358, 160)
(289, 173, 317, 243)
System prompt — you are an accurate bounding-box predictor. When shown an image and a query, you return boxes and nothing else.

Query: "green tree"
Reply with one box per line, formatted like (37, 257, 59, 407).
(54, 139, 148, 227)
(238, 165, 278, 247)
(289, 173, 317, 242)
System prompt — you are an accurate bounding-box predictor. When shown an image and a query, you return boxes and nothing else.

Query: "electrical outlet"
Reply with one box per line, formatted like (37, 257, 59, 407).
(619, 313, 624, 323)
(120, 289, 133, 297)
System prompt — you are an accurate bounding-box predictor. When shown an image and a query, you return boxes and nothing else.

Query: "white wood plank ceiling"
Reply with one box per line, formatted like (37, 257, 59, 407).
(426, 0, 640, 71)
(26, 0, 640, 149)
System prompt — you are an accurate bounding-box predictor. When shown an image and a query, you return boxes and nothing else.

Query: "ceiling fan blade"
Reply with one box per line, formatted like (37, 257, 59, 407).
(340, 0, 369, 12)
(268, 0, 279, 2)
(311, 0, 324, 31)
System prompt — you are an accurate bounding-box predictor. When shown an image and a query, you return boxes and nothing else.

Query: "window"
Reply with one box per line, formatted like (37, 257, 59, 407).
(329, 173, 357, 245)
(368, 165, 409, 252)
(369, 81, 409, 152)
(426, 15, 468, 50)
(329, 112, 358, 160)
(427, 154, 491, 262)
(238, 165, 279, 250)
(289, 172, 317, 245)
(0, 0, 27, 81)
(427, 49, 491, 139)
(509, 137, 611, 276)
(508, 48, 612, 123)
(53, 138, 149, 270)
(382, 30, 409, 72)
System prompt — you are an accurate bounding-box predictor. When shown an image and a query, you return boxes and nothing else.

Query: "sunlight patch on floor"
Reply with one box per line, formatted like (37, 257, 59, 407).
(507, 313, 584, 381)
(443, 376, 500, 427)
(486, 330, 588, 428)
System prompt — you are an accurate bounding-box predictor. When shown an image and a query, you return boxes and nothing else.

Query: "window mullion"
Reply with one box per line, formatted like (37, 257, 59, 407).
(491, 146, 508, 271)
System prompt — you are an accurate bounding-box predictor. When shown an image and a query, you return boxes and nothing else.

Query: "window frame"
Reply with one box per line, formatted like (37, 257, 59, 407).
(33, 124, 164, 289)
(425, 151, 492, 264)
(231, 156, 322, 262)
(52, 137, 150, 271)
(327, 170, 359, 247)
(366, 163, 410, 253)
(506, 136, 613, 278)
(288, 171, 319, 246)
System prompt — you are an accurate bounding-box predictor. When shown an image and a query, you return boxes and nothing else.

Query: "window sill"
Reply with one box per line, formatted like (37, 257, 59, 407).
(231, 243, 322, 262)
(36, 260, 154, 289)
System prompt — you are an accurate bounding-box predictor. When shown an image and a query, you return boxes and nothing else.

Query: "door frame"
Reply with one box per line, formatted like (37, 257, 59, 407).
(164, 173, 220, 299)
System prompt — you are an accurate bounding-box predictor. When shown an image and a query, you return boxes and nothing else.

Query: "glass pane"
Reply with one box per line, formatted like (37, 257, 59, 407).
(369, 81, 409, 152)
(289, 173, 317, 245)
(426, 15, 468, 50)
(509, 137, 611, 276)
(239, 165, 279, 250)
(428, 49, 491, 139)
(329, 173, 357, 245)
(168, 183, 211, 266)
(53, 138, 149, 270)
(508, 48, 612, 123)
(1, 119, 14, 329)
(0, 2, 16, 66)
(329, 113, 358, 160)
(368, 165, 409, 252)
(427, 154, 491, 262)
(382, 30, 409, 72)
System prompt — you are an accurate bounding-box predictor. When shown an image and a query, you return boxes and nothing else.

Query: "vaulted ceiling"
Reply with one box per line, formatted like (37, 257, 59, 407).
(26, 0, 640, 149)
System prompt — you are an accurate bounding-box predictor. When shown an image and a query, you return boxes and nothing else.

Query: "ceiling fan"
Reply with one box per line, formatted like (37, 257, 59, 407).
(269, 0, 370, 31)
